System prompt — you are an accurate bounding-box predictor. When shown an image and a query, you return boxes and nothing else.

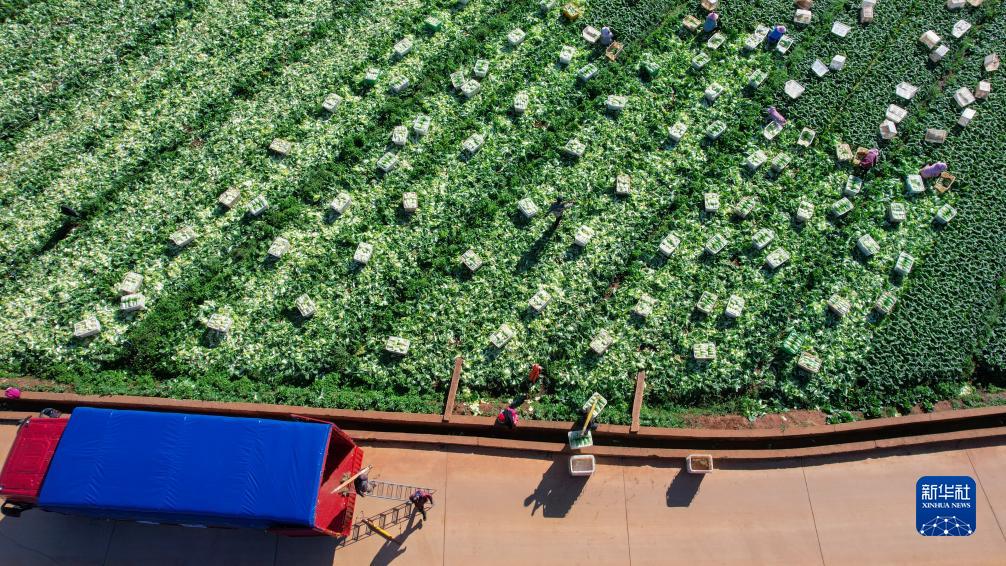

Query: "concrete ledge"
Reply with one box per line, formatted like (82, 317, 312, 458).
(350, 427, 1006, 461)
(8, 392, 1006, 460)
(0, 411, 38, 424)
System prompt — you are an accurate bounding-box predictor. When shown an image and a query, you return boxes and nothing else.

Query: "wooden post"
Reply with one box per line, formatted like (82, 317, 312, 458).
(630, 371, 646, 433)
(443, 356, 463, 422)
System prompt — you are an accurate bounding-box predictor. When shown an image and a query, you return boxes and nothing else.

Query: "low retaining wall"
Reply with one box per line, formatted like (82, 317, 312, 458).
(346, 426, 1006, 462)
(8, 392, 1006, 460)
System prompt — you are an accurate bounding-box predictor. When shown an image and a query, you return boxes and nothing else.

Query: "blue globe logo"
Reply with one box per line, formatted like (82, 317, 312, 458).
(919, 516, 973, 536)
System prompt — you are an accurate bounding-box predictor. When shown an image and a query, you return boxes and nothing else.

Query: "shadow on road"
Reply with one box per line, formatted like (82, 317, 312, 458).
(666, 469, 705, 507)
(523, 457, 588, 518)
(280, 535, 339, 565)
(372, 512, 426, 566)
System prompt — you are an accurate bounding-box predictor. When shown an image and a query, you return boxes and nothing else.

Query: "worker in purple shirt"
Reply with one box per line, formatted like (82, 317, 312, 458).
(409, 489, 433, 520)
(920, 162, 947, 179)
(766, 106, 787, 126)
(860, 148, 880, 171)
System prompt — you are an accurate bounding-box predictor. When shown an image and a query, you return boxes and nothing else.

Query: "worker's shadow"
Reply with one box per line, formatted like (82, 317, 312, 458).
(523, 457, 588, 518)
(370, 512, 424, 565)
(372, 541, 405, 565)
(666, 468, 705, 507)
(516, 222, 560, 273)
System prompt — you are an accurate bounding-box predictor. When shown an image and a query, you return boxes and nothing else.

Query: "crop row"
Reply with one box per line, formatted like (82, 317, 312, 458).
(0, 0, 199, 148)
(0, 0, 436, 359)
(860, 5, 1006, 410)
(0, 0, 422, 285)
(131, 2, 627, 391)
(0, 0, 515, 385)
(7, 2, 961, 418)
(1, 0, 1001, 422)
(0, 0, 315, 180)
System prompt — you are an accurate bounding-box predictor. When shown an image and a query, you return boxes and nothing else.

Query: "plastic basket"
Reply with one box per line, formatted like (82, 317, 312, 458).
(567, 430, 593, 450)
(686, 454, 714, 474)
(569, 455, 596, 477)
(581, 393, 608, 417)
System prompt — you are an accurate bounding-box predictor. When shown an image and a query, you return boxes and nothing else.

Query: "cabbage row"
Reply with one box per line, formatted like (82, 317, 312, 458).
(0, 0, 201, 150)
(0, 0, 387, 281)
(858, 4, 1006, 411)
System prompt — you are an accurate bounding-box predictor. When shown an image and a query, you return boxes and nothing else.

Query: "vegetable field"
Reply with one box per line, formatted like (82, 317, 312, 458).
(2, 0, 1005, 425)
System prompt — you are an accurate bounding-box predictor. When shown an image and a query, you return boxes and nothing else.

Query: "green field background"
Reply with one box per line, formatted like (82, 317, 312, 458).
(1, 0, 1004, 425)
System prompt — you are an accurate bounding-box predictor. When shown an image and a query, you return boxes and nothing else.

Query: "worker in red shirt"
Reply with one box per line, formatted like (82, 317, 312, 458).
(528, 364, 542, 385)
(409, 489, 433, 520)
(496, 406, 519, 429)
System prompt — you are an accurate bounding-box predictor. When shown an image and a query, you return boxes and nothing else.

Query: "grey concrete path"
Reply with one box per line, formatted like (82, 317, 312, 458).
(0, 425, 1004, 565)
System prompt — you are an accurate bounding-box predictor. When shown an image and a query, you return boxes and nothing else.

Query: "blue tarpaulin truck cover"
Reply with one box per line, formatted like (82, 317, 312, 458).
(36, 407, 330, 529)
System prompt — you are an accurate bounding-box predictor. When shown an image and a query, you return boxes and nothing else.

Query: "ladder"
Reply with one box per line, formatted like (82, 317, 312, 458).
(343, 501, 413, 545)
(337, 485, 438, 548)
(366, 480, 435, 502)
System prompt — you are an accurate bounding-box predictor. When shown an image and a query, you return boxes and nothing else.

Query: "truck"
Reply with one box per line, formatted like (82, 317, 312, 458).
(0, 407, 363, 537)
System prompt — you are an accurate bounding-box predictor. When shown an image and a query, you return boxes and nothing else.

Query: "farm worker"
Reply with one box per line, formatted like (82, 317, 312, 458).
(4, 387, 20, 399)
(354, 469, 372, 496)
(920, 162, 948, 179)
(496, 406, 519, 429)
(600, 27, 613, 46)
(860, 148, 880, 170)
(528, 364, 542, 384)
(409, 489, 433, 520)
(767, 25, 786, 44)
(703, 12, 719, 32)
(548, 196, 575, 229)
(766, 106, 787, 126)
